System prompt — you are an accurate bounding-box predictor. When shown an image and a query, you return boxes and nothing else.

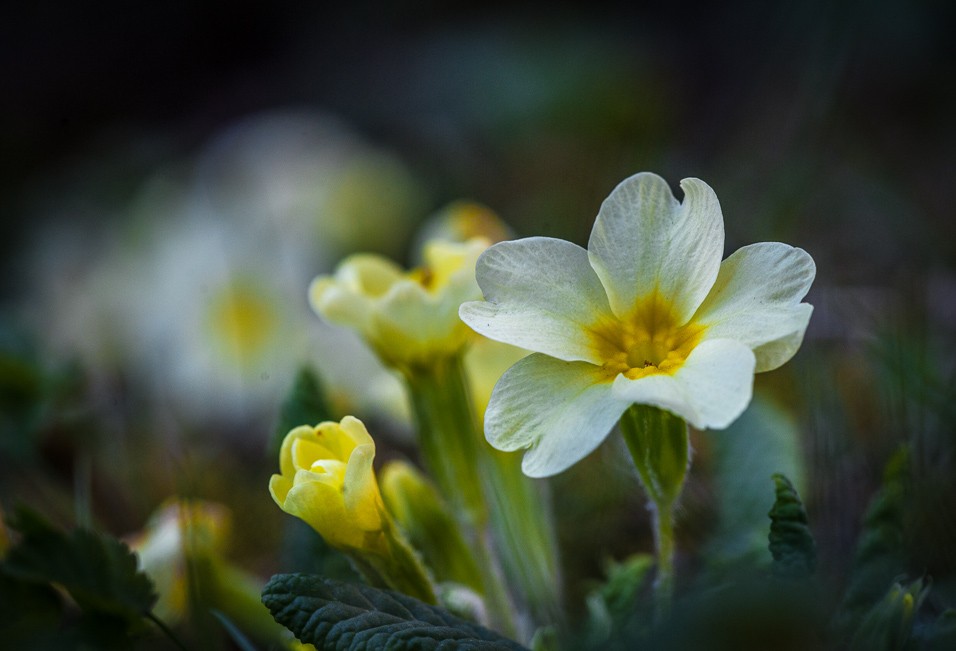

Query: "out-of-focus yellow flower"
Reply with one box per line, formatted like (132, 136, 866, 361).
(269, 416, 388, 553)
(413, 201, 512, 256)
(128, 500, 230, 622)
(309, 239, 489, 373)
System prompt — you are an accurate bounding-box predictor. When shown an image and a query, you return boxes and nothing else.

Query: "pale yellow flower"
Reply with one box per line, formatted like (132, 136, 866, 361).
(460, 172, 815, 477)
(309, 238, 489, 372)
(269, 416, 388, 552)
(128, 500, 230, 622)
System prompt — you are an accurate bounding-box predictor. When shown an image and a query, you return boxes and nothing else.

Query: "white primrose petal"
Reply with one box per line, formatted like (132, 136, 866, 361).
(460, 237, 616, 364)
(693, 243, 816, 372)
(612, 338, 756, 429)
(588, 173, 724, 323)
(484, 353, 629, 478)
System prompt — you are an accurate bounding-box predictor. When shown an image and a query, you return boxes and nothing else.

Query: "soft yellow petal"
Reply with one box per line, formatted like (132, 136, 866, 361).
(692, 242, 816, 372)
(336, 254, 406, 296)
(344, 443, 383, 532)
(279, 425, 320, 478)
(484, 353, 630, 477)
(269, 474, 293, 507)
(460, 237, 617, 364)
(314, 421, 357, 460)
(612, 338, 756, 429)
(308, 277, 374, 332)
(290, 437, 334, 471)
(283, 480, 363, 549)
(588, 173, 724, 324)
(339, 415, 374, 448)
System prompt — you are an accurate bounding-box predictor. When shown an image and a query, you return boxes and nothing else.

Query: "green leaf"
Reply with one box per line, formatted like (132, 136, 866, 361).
(271, 366, 335, 457)
(2, 509, 157, 625)
(262, 573, 528, 650)
(707, 397, 805, 571)
(768, 473, 817, 579)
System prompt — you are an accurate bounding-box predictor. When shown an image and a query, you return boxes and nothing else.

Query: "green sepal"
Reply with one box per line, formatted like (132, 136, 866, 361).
(261, 573, 529, 650)
(767, 473, 817, 579)
(619, 405, 689, 509)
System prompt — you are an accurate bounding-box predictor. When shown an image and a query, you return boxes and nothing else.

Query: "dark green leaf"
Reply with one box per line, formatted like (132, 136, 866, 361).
(271, 366, 335, 457)
(768, 473, 816, 579)
(262, 573, 528, 650)
(2, 509, 156, 625)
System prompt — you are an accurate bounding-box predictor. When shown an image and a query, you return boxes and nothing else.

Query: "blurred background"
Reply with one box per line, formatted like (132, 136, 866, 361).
(1, 0, 954, 636)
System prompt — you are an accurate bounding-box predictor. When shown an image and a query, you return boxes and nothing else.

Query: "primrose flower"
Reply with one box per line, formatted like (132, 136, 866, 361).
(269, 416, 388, 553)
(460, 172, 815, 477)
(309, 238, 489, 372)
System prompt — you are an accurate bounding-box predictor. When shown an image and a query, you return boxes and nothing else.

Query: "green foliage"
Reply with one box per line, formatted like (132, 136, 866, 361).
(841, 448, 908, 616)
(767, 473, 816, 580)
(706, 397, 805, 571)
(582, 554, 654, 648)
(0, 509, 158, 648)
(271, 366, 335, 457)
(849, 578, 928, 651)
(262, 573, 529, 650)
(0, 323, 91, 463)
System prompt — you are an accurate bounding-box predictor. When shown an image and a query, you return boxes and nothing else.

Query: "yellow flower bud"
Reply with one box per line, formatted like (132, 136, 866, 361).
(269, 416, 388, 553)
(309, 238, 488, 373)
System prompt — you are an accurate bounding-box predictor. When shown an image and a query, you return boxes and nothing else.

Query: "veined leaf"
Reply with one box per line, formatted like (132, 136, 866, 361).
(2, 509, 156, 624)
(768, 474, 816, 579)
(262, 573, 528, 650)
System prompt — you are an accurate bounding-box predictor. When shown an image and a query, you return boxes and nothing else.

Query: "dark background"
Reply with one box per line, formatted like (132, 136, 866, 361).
(3, 1, 955, 289)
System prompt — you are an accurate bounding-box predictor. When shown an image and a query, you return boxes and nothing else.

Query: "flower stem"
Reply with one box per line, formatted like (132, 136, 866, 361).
(403, 355, 513, 633)
(618, 404, 690, 622)
(405, 355, 488, 527)
(403, 353, 562, 637)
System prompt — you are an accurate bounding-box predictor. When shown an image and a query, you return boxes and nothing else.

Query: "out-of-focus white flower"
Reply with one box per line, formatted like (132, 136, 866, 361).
(24, 110, 426, 428)
(195, 110, 426, 258)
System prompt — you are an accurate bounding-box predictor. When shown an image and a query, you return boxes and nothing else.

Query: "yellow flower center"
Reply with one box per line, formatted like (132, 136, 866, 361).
(590, 292, 706, 380)
(208, 284, 278, 363)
